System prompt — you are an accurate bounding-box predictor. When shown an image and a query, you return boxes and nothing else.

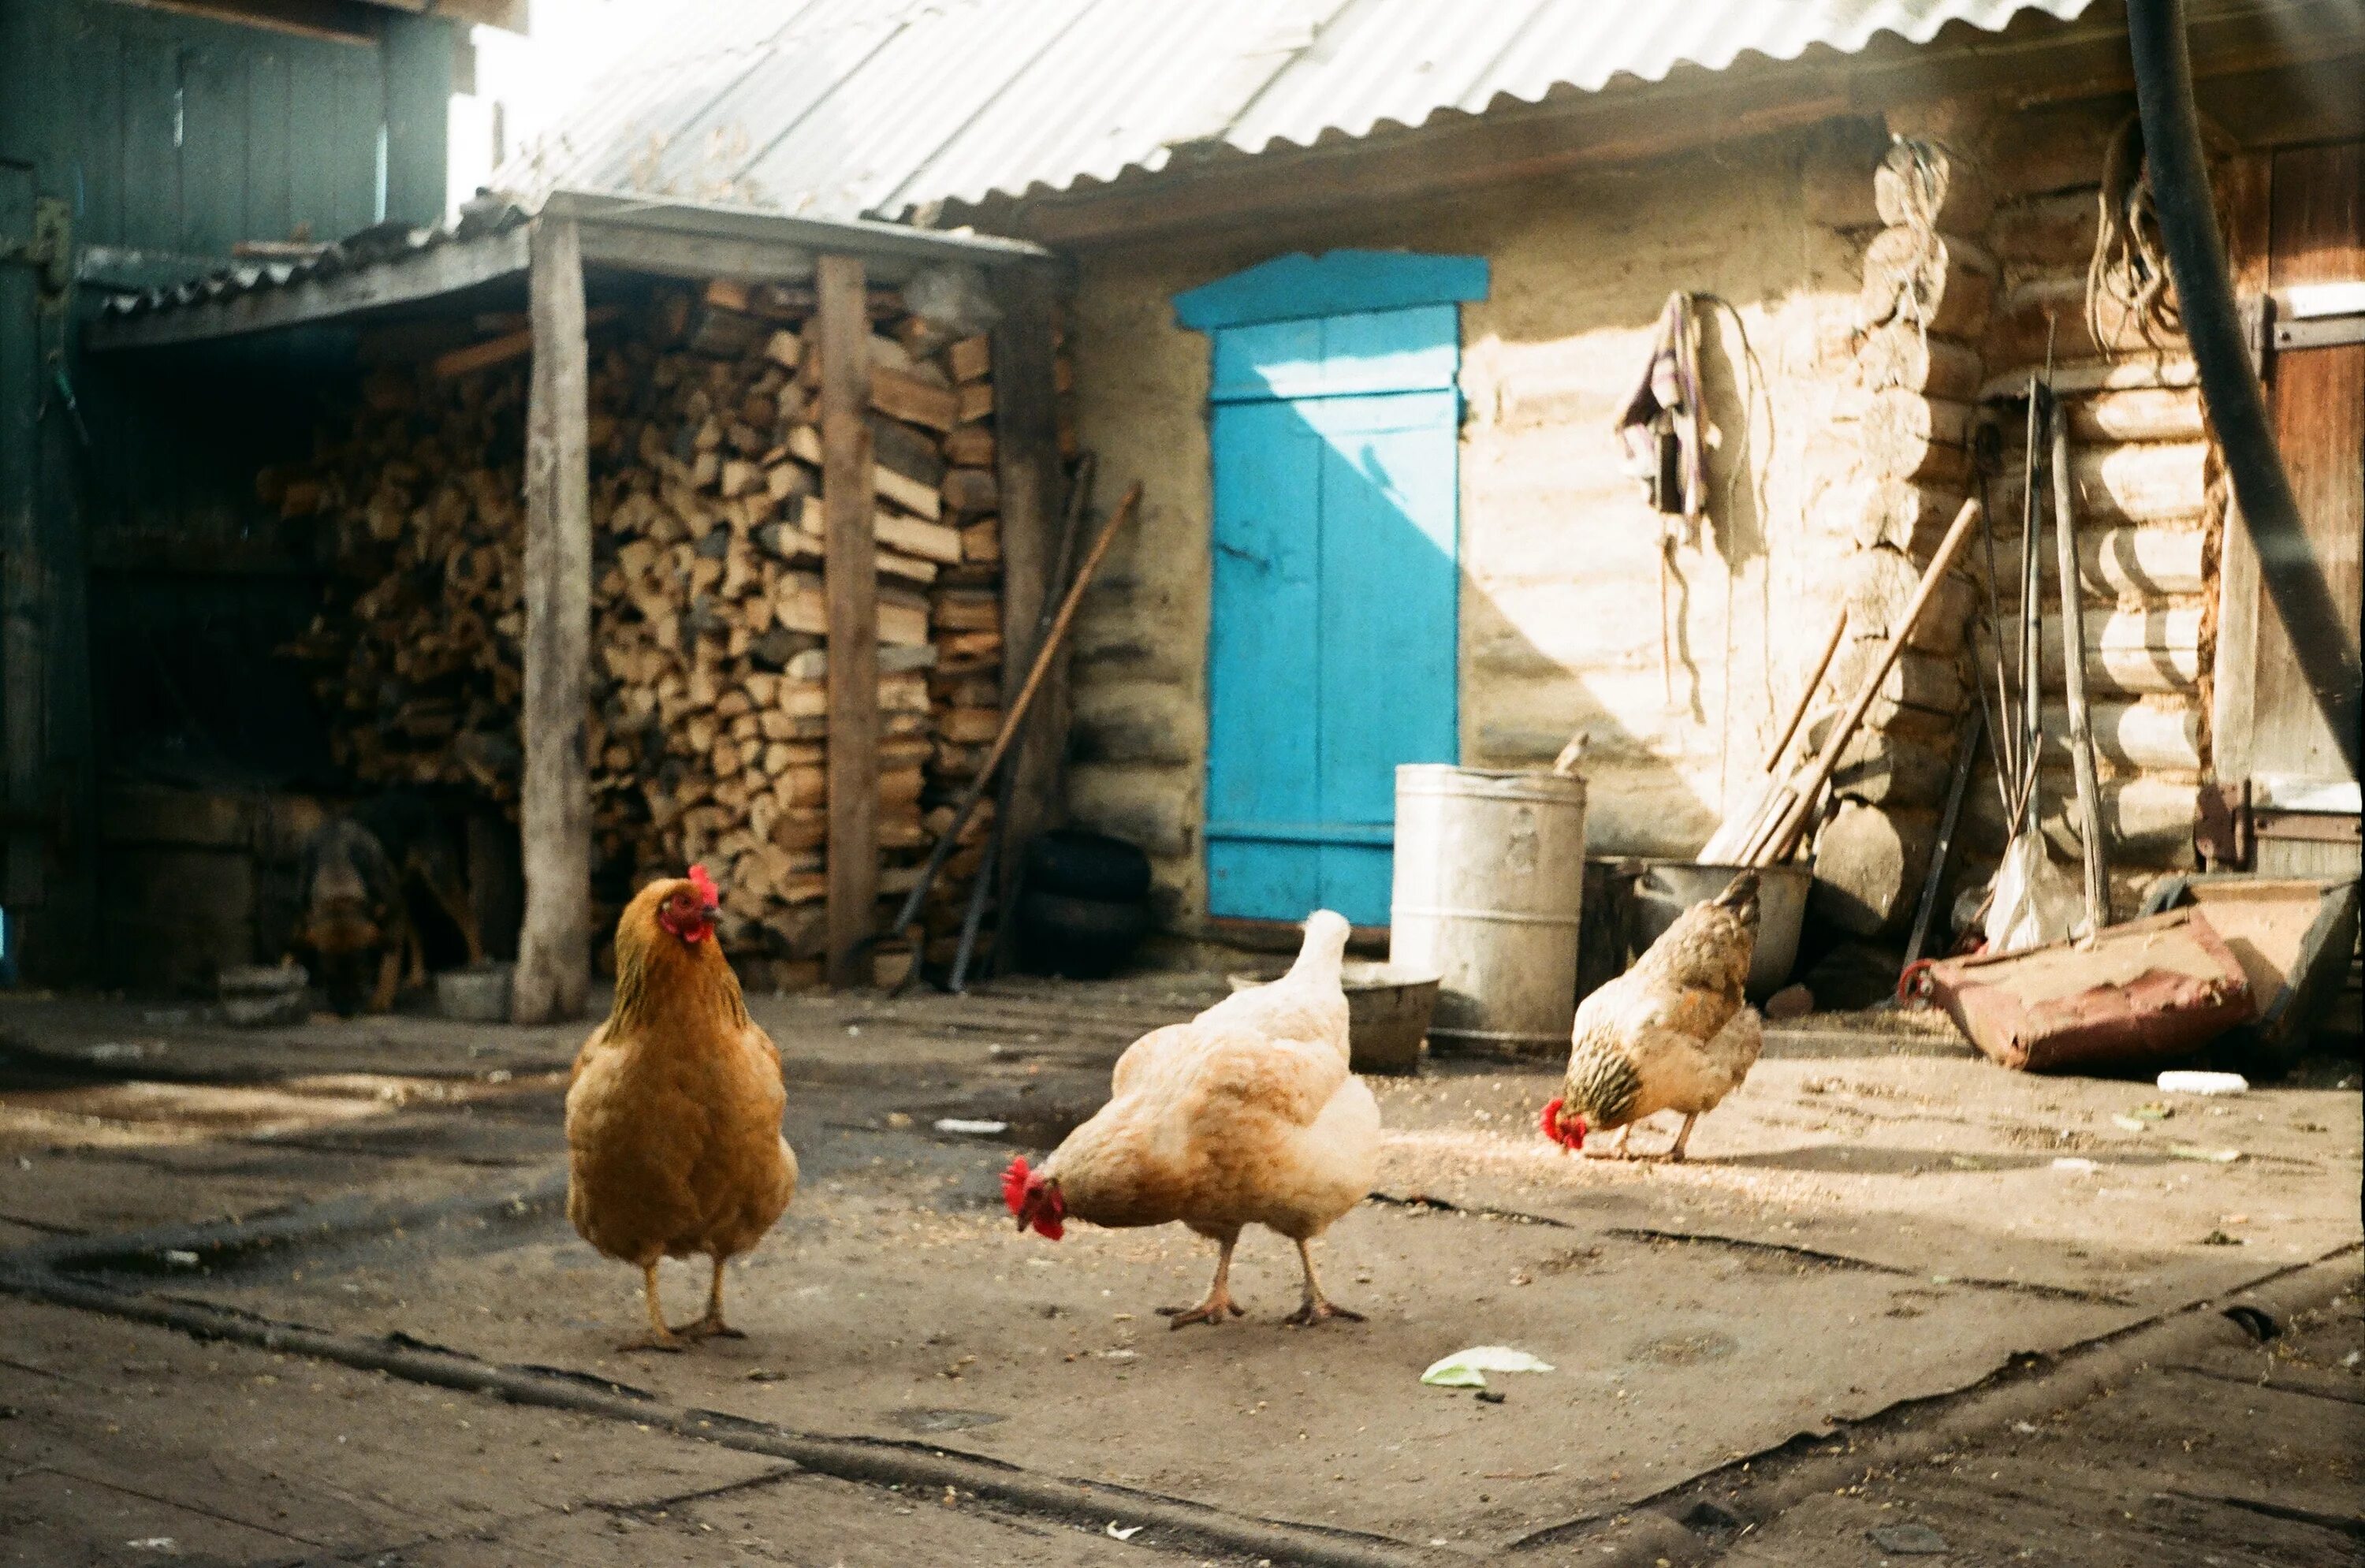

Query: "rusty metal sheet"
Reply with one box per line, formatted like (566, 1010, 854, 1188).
(1902, 908, 2255, 1073)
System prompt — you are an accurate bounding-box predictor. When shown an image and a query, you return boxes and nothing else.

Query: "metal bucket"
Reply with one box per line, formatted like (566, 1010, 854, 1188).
(1629, 861, 1809, 1000)
(1226, 961, 1440, 1075)
(1388, 765, 1588, 1058)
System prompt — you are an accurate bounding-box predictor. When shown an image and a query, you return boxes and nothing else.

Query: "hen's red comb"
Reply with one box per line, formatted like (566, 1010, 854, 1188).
(1001, 1155, 1033, 1214)
(1540, 1097, 1583, 1152)
(687, 863, 718, 907)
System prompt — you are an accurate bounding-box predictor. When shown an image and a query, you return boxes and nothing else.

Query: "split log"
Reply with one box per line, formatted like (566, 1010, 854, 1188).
(1858, 227, 1995, 339)
(1855, 321, 1983, 399)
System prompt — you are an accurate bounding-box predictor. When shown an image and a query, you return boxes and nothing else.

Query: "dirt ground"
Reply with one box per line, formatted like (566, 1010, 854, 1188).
(2, 980, 2358, 1566)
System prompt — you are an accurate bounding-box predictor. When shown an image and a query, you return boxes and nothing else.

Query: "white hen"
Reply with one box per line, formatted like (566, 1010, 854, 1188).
(1004, 910, 1380, 1326)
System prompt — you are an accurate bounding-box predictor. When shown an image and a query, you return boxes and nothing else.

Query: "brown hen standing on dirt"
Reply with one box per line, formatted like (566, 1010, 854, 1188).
(1004, 910, 1380, 1328)
(565, 866, 798, 1350)
(1543, 870, 1762, 1163)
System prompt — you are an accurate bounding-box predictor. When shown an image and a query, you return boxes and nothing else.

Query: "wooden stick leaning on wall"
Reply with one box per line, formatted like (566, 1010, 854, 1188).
(1701, 606, 1847, 863)
(950, 455, 1098, 994)
(885, 482, 1142, 948)
(1749, 498, 1984, 869)
(512, 216, 593, 1026)
(2048, 388, 2111, 929)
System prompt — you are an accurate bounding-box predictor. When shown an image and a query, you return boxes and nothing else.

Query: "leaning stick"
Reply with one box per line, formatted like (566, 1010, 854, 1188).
(2049, 391, 2111, 929)
(1750, 498, 1984, 867)
(884, 483, 1144, 944)
(1760, 606, 1849, 773)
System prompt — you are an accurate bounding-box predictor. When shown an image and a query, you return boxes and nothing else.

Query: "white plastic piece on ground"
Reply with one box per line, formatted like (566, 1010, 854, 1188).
(933, 1118, 1011, 1134)
(2157, 1070, 2248, 1096)
(1105, 1523, 1143, 1541)
(1419, 1346, 1557, 1387)
(2051, 1156, 2099, 1173)
(1983, 832, 2086, 955)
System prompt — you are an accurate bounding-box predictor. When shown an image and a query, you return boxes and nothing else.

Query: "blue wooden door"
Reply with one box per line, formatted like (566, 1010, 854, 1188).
(1201, 302, 1462, 926)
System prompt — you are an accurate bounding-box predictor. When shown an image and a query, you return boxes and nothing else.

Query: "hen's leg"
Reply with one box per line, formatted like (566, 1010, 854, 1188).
(1663, 1112, 1699, 1164)
(675, 1256, 746, 1340)
(619, 1261, 685, 1354)
(1158, 1232, 1245, 1328)
(1283, 1238, 1365, 1326)
(1596, 1123, 1637, 1160)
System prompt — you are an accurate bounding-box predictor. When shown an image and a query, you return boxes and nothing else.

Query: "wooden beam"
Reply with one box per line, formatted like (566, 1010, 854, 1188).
(818, 253, 878, 989)
(512, 217, 593, 1026)
(575, 225, 817, 285)
(989, 265, 1070, 929)
(82, 223, 530, 351)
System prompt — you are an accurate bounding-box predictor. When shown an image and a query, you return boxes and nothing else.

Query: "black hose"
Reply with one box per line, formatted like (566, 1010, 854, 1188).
(2125, 0, 2361, 779)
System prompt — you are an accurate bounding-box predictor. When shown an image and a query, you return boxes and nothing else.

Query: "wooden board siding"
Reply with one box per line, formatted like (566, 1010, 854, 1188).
(0, 0, 453, 982)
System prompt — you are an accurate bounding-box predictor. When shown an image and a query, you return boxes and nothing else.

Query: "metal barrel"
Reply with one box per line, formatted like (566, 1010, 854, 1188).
(1387, 765, 1588, 1057)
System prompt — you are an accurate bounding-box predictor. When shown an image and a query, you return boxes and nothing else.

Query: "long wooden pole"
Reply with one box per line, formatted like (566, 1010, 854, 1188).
(818, 254, 878, 991)
(1752, 498, 1984, 867)
(885, 484, 1142, 942)
(2050, 389, 2112, 928)
(512, 216, 592, 1026)
(1761, 606, 1849, 773)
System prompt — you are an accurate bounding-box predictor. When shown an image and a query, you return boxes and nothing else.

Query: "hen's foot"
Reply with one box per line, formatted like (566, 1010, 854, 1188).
(1283, 1299, 1365, 1327)
(616, 1331, 687, 1354)
(1156, 1294, 1245, 1329)
(671, 1315, 746, 1342)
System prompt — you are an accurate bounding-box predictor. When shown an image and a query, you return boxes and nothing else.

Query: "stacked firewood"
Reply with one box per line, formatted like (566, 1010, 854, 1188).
(272, 277, 1008, 987)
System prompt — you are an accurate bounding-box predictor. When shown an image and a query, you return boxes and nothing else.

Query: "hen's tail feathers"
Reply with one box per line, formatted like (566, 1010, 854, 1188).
(1715, 870, 1760, 927)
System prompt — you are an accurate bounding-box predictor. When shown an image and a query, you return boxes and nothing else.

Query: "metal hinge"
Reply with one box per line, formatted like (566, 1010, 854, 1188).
(0, 196, 72, 303)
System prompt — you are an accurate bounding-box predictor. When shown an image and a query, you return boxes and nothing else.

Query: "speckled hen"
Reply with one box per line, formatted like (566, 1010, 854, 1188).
(1544, 870, 1763, 1163)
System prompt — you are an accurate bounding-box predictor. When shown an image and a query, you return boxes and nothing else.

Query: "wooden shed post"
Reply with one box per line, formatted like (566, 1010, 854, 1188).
(818, 253, 878, 988)
(512, 216, 593, 1025)
(989, 265, 1070, 928)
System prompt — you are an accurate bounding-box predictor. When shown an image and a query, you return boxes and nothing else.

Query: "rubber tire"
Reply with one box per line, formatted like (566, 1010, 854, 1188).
(1024, 829, 1152, 904)
(1017, 888, 1152, 980)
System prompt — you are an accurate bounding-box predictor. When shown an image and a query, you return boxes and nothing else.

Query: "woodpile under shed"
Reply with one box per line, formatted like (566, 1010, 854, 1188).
(271, 274, 1043, 989)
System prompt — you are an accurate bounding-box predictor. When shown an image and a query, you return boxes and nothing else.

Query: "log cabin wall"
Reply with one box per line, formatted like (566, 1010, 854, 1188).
(274, 271, 1026, 993)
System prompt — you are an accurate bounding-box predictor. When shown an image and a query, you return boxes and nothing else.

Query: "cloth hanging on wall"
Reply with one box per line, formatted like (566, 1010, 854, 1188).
(1613, 290, 1708, 547)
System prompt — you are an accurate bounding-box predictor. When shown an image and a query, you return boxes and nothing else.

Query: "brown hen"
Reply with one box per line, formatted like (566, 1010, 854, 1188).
(565, 866, 798, 1350)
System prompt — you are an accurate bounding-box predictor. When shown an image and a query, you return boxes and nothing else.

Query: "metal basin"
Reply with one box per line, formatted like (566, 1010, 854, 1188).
(1225, 961, 1440, 1075)
(1628, 862, 1809, 1001)
(436, 962, 515, 1023)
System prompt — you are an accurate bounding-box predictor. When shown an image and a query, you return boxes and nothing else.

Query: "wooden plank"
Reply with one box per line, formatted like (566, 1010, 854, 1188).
(989, 264, 1069, 928)
(512, 218, 594, 1025)
(575, 224, 817, 285)
(84, 224, 531, 350)
(819, 253, 878, 989)
(2, 166, 43, 907)
(2253, 140, 2365, 806)
(2210, 151, 2275, 790)
(379, 13, 453, 228)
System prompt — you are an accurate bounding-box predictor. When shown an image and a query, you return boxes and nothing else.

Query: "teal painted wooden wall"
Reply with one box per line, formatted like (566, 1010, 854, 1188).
(0, 0, 453, 984)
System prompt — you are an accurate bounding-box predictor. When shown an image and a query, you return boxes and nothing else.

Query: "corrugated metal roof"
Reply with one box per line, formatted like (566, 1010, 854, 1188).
(495, 0, 2096, 220)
